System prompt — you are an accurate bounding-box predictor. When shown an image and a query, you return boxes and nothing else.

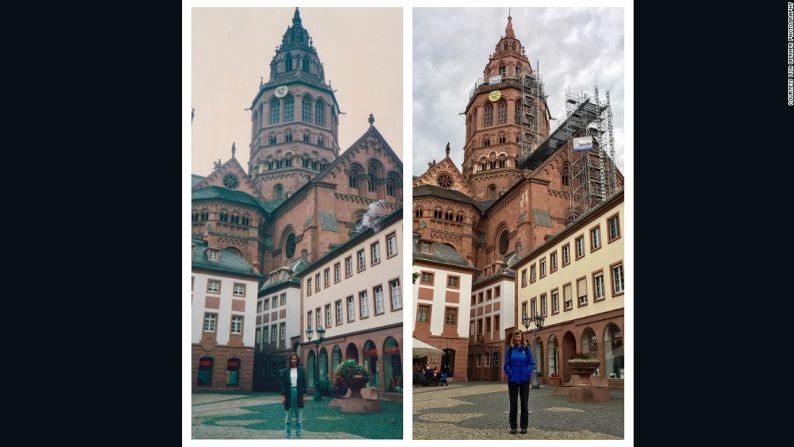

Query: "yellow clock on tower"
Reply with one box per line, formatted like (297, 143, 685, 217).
(488, 90, 502, 102)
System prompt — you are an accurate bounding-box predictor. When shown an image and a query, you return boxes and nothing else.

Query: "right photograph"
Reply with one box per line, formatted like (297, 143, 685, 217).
(411, 7, 625, 440)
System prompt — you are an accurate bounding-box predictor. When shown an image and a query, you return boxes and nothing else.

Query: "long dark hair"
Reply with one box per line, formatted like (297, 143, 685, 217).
(287, 352, 300, 366)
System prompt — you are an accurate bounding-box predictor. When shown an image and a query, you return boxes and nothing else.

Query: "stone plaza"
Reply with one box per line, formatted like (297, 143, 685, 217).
(413, 382, 623, 440)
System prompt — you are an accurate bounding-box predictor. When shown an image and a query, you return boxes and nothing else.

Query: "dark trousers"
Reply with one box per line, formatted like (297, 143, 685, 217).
(508, 382, 530, 429)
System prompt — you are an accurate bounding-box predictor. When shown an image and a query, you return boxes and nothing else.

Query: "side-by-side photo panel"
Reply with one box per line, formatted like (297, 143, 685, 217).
(190, 7, 404, 439)
(411, 7, 625, 440)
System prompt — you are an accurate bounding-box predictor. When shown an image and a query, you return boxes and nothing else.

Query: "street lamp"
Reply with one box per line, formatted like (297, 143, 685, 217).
(305, 324, 326, 401)
(522, 312, 545, 389)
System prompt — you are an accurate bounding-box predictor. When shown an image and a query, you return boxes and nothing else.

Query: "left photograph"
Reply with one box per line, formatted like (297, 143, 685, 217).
(190, 7, 404, 439)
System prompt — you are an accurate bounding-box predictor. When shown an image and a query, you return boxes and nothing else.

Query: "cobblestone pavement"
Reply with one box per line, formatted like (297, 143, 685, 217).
(192, 392, 402, 439)
(413, 382, 623, 440)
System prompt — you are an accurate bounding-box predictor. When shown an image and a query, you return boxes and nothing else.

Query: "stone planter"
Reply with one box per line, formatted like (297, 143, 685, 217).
(549, 376, 561, 386)
(568, 359, 600, 379)
(566, 359, 610, 403)
(348, 375, 369, 399)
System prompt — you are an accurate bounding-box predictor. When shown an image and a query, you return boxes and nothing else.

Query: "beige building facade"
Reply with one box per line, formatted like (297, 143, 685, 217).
(514, 191, 624, 387)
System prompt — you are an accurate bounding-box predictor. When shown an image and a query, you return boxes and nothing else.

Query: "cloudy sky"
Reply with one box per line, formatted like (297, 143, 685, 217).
(191, 8, 402, 177)
(413, 7, 625, 175)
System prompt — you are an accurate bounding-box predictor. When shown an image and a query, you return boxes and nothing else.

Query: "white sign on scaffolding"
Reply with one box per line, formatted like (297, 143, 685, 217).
(573, 136, 594, 152)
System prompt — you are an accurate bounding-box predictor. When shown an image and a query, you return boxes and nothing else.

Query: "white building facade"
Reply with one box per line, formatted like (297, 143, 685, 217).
(192, 240, 261, 391)
(298, 209, 404, 393)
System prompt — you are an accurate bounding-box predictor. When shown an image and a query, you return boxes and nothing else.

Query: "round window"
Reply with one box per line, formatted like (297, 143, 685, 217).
(437, 172, 453, 188)
(223, 173, 240, 190)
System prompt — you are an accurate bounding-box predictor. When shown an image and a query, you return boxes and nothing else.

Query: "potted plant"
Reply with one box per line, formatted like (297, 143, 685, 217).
(334, 360, 370, 398)
(549, 372, 561, 386)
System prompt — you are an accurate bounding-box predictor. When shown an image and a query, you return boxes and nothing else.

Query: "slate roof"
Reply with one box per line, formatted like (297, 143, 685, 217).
(191, 239, 262, 278)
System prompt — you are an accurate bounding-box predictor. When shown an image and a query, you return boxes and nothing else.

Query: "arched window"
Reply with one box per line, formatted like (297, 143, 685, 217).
(349, 165, 362, 188)
(515, 64, 522, 77)
(302, 58, 309, 72)
(386, 172, 400, 197)
(483, 136, 491, 146)
(515, 99, 522, 124)
(487, 184, 496, 200)
(269, 99, 280, 124)
(302, 95, 311, 122)
(498, 134, 506, 144)
(285, 53, 292, 71)
(415, 208, 422, 218)
(302, 156, 310, 168)
(200, 209, 209, 221)
(285, 156, 292, 167)
(332, 345, 342, 373)
(274, 184, 284, 200)
(219, 210, 228, 222)
(346, 343, 359, 362)
(226, 358, 240, 386)
(303, 131, 310, 143)
(562, 161, 570, 186)
(317, 135, 324, 147)
(383, 337, 401, 392)
(604, 324, 624, 379)
(433, 209, 441, 219)
(284, 129, 293, 143)
(319, 348, 328, 380)
(498, 100, 507, 125)
(484, 102, 493, 127)
(269, 133, 277, 145)
(285, 233, 296, 259)
(498, 229, 509, 255)
(284, 94, 294, 121)
(197, 357, 213, 386)
(581, 328, 598, 357)
(315, 99, 325, 127)
(499, 65, 506, 77)
(368, 161, 384, 194)
(548, 335, 559, 376)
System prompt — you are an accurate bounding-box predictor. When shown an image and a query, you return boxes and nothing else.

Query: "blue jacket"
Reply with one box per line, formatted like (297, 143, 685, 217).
(503, 346, 536, 384)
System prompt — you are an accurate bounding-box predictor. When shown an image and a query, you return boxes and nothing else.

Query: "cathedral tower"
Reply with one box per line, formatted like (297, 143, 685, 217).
(247, 8, 342, 201)
(461, 14, 551, 201)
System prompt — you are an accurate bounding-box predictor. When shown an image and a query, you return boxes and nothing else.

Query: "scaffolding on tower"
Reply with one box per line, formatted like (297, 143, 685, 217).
(518, 61, 544, 160)
(564, 86, 619, 223)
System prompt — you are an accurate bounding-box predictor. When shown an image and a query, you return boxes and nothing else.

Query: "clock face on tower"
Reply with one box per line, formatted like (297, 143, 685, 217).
(488, 90, 502, 102)
(275, 85, 289, 98)
(223, 173, 240, 190)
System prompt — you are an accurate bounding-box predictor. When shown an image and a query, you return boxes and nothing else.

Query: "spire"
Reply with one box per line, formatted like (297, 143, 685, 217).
(293, 7, 302, 26)
(505, 11, 515, 38)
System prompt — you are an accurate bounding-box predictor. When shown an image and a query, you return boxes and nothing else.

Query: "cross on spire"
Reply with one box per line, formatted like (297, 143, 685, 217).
(368, 113, 375, 126)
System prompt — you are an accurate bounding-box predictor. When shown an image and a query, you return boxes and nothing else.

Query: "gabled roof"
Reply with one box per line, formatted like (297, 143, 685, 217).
(412, 144, 474, 197)
(192, 156, 260, 198)
(413, 236, 475, 270)
(191, 239, 262, 278)
(192, 175, 205, 187)
(312, 124, 402, 185)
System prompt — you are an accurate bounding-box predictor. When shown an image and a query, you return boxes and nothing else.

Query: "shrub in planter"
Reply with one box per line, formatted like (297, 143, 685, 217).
(332, 376, 347, 398)
(317, 376, 332, 396)
(334, 359, 369, 389)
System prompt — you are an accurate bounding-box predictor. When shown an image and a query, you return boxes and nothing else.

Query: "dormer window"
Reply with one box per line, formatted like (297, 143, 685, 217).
(207, 249, 219, 262)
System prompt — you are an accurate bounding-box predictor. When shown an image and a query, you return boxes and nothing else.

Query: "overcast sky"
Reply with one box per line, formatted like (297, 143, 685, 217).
(192, 7, 403, 177)
(413, 7, 624, 175)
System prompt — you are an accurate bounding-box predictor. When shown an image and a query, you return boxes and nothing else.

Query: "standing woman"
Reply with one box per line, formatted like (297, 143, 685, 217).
(503, 330, 536, 434)
(281, 353, 307, 438)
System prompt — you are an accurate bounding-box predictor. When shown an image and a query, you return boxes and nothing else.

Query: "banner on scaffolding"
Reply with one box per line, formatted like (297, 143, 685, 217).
(572, 136, 594, 152)
(488, 75, 502, 85)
